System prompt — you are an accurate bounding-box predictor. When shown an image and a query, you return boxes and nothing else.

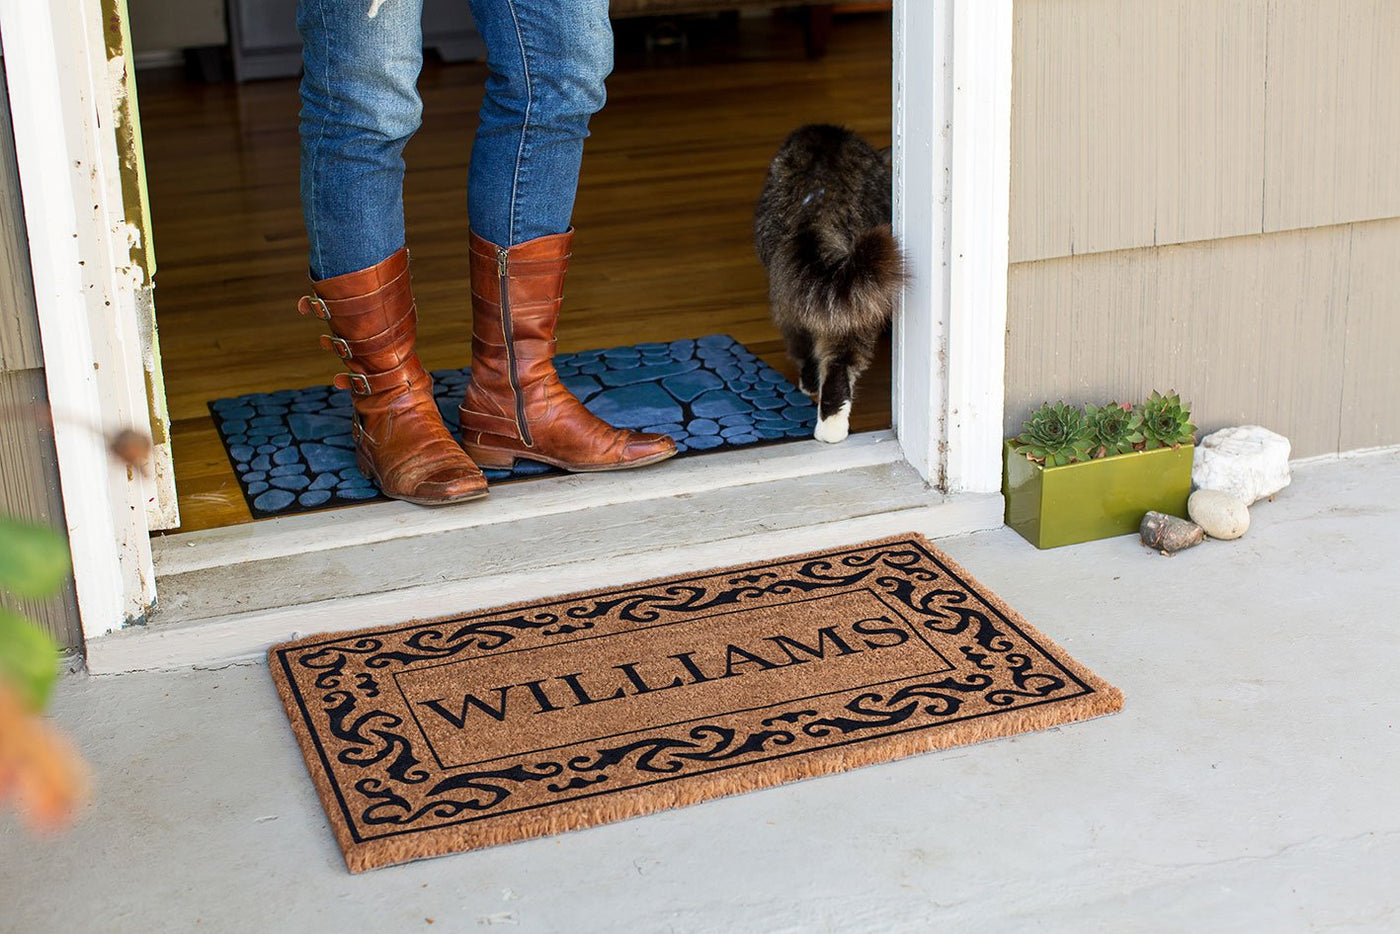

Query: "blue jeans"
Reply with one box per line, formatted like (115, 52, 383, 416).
(298, 0, 612, 279)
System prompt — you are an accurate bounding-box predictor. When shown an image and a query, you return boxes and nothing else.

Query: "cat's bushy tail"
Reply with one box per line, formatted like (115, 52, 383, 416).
(783, 222, 906, 329)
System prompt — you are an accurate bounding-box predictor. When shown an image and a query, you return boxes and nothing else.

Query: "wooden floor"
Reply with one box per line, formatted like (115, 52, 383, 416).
(138, 12, 892, 533)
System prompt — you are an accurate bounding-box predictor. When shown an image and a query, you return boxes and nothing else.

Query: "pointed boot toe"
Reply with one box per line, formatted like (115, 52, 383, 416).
(620, 433, 678, 468)
(401, 465, 490, 505)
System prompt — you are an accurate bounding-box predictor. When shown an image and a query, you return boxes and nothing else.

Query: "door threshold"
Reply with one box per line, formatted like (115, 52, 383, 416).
(88, 433, 1004, 673)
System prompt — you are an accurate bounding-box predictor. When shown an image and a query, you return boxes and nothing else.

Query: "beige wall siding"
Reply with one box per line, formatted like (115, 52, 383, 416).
(0, 74, 40, 373)
(1009, 0, 1400, 457)
(1338, 219, 1400, 452)
(1006, 217, 1400, 458)
(0, 371, 82, 651)
(1262, 1, 1400, 234)
(1011, 0, 1400, 264)
(0, 59, 83, 651)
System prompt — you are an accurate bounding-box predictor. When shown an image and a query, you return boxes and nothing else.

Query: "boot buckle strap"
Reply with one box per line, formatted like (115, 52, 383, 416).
(319, 335, 353, 359)
(316, 308, 418, 362)
(337, 373, 373, 396)
(297, 295, 331, 320)
(333, 358, 421, 396)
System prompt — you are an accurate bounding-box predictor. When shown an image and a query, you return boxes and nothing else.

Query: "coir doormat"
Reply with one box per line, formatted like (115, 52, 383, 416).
(210, 335, 816, 518)
(270, 535, 1123, 872)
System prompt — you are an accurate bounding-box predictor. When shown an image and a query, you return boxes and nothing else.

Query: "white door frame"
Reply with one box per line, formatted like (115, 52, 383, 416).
(893, 0, 1011, 491)
(0, 0, 1012, 644)
(0, 0, 160, 636)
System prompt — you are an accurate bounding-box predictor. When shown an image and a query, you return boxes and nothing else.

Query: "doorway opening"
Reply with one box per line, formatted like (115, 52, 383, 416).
(133, 7, 895, 533)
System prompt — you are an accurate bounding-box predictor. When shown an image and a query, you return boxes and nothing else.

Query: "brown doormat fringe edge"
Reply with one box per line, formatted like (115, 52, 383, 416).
(270, 534, 1123, 872)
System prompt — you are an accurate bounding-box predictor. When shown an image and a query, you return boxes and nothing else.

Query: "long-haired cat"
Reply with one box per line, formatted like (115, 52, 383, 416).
(754, 124, 905, 443)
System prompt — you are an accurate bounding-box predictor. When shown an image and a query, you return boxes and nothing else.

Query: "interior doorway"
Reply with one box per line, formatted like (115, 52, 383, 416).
(133, 7, 895, 533)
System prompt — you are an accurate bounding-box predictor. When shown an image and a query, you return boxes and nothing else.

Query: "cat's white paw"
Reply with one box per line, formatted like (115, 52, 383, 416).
(813, 401, 851, 443)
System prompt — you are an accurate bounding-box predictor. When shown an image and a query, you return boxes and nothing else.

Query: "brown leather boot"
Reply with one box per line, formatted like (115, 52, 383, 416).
(457, 230, 678, 472)
(298, 248, 488, 505)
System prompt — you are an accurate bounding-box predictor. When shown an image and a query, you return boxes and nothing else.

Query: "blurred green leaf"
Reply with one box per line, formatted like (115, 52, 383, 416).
(0, 518, 71, 598)
(0, 607, 60, 712)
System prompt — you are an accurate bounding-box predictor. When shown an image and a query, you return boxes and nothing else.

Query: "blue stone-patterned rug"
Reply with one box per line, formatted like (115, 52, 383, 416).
(209, 335, 818, 518)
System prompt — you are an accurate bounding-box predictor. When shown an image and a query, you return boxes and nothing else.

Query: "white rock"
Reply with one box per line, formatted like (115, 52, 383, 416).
(1191, 425, 1291, 504)
(1188, 489, 1251, 540)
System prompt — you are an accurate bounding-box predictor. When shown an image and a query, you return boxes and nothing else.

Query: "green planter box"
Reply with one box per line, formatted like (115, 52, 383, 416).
(1002, 440, 1194, 549)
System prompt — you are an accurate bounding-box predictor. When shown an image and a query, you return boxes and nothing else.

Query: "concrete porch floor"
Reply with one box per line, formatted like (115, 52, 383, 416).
(3, 451, 1398, 933)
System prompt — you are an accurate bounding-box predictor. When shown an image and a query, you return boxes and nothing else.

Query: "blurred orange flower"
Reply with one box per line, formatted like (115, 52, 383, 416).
(0, 682, 89, 832)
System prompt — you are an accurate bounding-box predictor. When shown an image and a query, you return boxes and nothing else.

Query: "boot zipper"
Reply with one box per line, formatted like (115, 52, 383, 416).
(497, 247, 533, 447)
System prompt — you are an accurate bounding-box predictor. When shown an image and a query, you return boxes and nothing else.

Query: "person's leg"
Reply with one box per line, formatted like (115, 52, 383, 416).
(299, 0, 425, 278)
(295, 0, 488, 505)
(465, 0, 613, 245)
(456, 0, 677, 472)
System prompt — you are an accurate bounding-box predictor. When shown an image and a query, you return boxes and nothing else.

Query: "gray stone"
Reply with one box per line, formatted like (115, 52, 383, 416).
(1188, 489, 1251, 540)
(1140, 511, 1205, 554)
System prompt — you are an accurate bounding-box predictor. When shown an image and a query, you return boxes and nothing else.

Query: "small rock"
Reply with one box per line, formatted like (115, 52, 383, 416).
(1188, 489, 1250, 540)
(1192, 425, 1291, 504)
(1140, 511, 1205, 554)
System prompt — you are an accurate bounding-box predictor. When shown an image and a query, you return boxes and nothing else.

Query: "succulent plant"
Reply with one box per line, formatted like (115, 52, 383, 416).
(1085, 401, 1145, 457)
(1137, 390, 1197, 449)
(1013, 402, 1095, 466)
